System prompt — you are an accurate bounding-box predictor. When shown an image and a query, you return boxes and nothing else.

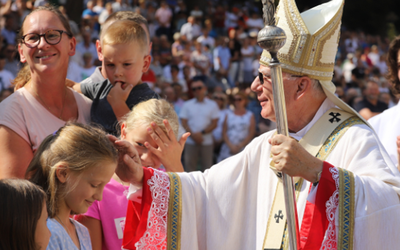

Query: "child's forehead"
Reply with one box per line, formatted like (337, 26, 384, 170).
(102, 41, 145, 53)
(80, 162, 116, 181)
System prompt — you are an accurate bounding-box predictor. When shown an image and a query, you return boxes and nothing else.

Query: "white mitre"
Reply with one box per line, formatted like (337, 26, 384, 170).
(260, 0, 367, 122)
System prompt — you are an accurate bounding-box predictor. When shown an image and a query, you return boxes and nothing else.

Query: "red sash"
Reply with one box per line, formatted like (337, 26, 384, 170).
(122, 167, 155, 250)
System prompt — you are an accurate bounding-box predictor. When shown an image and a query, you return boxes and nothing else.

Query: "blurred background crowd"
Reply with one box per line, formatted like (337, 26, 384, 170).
(1, 0, 399, 164)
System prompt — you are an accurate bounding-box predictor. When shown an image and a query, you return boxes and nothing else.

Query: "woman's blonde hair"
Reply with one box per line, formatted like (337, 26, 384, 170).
(12, 63, 30, 90)
(123, 99, 179, 140)
(26, 122, 118, 218)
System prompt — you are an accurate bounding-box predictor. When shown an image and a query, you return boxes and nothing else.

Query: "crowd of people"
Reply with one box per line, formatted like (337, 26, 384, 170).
(1, 0, 398, 140)
(1, 0, 400, 249)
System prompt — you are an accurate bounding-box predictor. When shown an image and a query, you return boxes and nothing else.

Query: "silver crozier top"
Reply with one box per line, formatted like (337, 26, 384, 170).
(257, 0, 286, 59)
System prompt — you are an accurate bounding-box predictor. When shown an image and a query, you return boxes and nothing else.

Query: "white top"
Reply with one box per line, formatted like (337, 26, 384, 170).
(197, 36, 215, 49)
(0, 87, 92, 152)
(368, 52, 380, 66)
(79, 66, 97, 81)
(155, 7, 172, 27)
(1, 28, 16, 45)
(75, 42, 98, 64)
(191, 50, 210, 75)
(368, 101, 400, 165)
(241, 46, 255, 71)
(180, 23, 201, 41)
(67, 61, 83, 83)
(0, 69, 14, 91)
(217, 109, 254, 162)
(246, 18, 264, 30)
(212, 108, 229, 142)
(179, 98, 220, 145)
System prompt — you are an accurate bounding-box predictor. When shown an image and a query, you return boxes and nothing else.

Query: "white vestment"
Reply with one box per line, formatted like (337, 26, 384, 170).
(130, 99, 400, 250)
(368, 101, 400, 166)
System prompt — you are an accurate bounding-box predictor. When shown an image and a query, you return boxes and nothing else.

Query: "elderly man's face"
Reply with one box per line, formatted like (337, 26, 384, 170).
(251, 64, 298, 121)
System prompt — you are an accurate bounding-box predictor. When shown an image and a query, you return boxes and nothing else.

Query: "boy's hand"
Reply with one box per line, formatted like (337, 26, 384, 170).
(65, 79, 76, 88)
(107, 134, 144, 187)
(107, 82, 133, 106)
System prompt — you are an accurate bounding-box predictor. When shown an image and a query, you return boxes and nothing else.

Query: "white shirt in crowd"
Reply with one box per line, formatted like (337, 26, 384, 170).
(0, 69, 14, 91)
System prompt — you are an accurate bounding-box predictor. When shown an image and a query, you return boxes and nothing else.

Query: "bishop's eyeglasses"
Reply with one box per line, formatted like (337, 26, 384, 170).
(258, 69, 302, 85)
(21, 30, 73, 48)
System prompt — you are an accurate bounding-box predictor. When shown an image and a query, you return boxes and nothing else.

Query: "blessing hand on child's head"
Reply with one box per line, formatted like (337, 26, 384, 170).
(107, 134, 144, 187)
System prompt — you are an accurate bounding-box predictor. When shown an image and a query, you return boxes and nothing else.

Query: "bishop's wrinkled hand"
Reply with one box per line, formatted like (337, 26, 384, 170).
(107, 134, 144, 187)
(269, 134, 323, 183)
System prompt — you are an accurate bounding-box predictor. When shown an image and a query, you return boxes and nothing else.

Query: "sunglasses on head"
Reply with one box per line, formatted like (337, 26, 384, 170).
(192, 86, 203, 92)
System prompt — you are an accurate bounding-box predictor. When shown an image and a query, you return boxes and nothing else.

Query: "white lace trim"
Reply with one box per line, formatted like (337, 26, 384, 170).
(321, 167, 339, 250)
(135, 170, 170, 250)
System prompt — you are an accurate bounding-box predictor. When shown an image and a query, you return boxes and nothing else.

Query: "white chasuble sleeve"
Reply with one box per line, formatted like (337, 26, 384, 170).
(324, 124, 400, 250)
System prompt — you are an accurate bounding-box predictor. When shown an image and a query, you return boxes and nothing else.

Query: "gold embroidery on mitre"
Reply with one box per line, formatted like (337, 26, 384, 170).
(259, 0, 345, 82)
(283, 0, 309, 64)
(308, 3, 344, 69)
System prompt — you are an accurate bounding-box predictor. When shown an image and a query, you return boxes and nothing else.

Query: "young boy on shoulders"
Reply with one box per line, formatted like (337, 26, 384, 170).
(76, 12, 152, 87)
(73, 20, 158, 135)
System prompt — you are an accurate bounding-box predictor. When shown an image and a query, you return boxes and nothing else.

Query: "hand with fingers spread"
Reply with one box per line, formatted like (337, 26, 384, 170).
(145, 120, 190, 172)
(107, 134, 144, 187)
(269, 134, 323, 183)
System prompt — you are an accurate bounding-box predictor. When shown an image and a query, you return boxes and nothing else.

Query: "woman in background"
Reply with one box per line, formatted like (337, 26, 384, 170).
(218, 91, 255, 162)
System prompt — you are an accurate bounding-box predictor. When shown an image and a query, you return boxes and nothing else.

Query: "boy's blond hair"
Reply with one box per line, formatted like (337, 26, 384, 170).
(101, 11, 149, 41)
(102, 20, 148, 54)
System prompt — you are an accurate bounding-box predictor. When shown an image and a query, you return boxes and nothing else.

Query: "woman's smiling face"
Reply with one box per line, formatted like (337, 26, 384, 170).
(18, 10, 76, 76)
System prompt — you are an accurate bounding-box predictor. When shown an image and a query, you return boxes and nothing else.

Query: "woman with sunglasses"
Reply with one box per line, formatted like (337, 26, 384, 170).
(0, 6, 92, 179)
(217, 91, 256, 162)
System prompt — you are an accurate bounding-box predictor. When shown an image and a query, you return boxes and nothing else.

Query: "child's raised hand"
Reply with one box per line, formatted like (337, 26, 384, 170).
(107, 82, 134, 106)
(145, 120, 190, 172)
(107, 134, 144, 187)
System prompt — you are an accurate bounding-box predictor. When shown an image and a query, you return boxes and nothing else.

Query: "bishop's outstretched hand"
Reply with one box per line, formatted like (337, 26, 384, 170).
(108, 134, 144, 188)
